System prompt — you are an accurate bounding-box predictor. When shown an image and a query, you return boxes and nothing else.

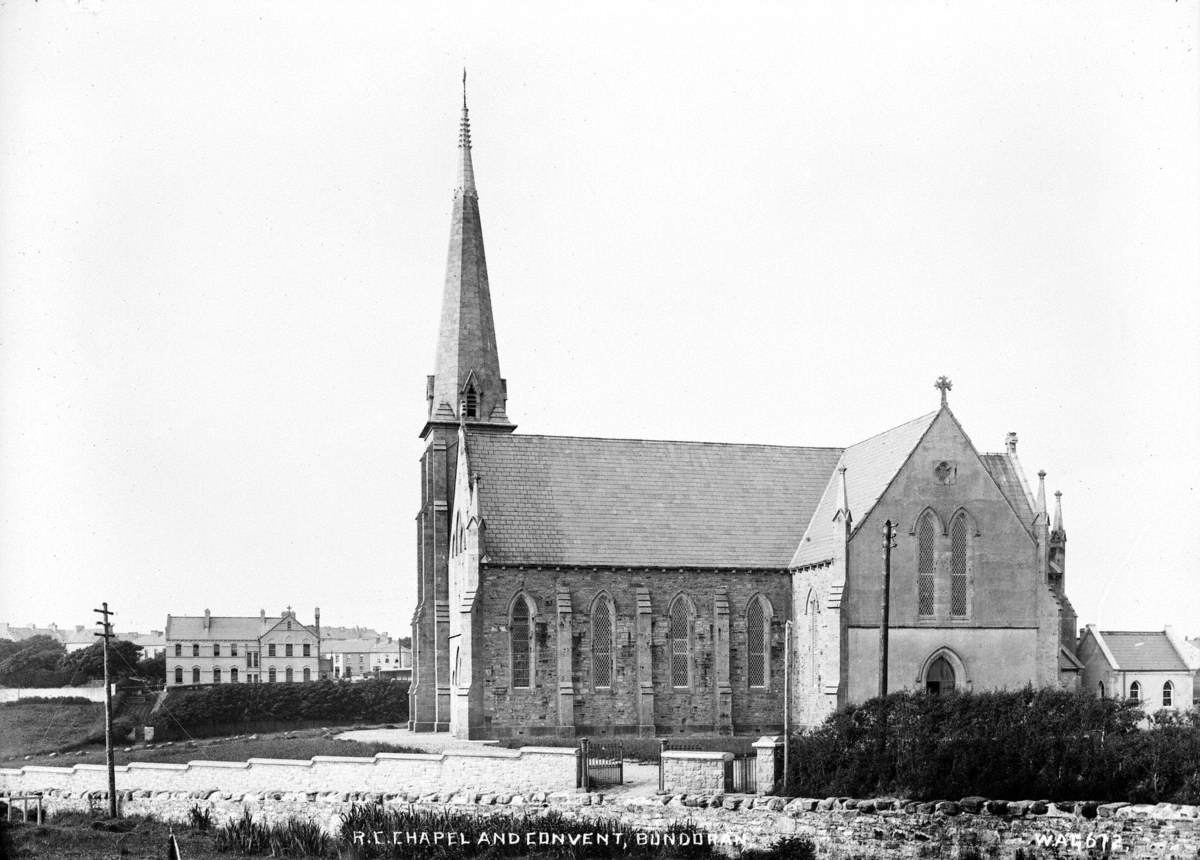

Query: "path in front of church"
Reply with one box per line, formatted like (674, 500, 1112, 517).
(337, 728, 659, 796)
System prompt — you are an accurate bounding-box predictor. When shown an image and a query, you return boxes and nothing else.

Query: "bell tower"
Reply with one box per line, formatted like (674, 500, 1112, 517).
(410, 74, 515, 732)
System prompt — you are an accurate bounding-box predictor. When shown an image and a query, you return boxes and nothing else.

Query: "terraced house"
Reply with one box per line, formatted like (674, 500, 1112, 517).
(165, 607, 320, 687)
(409, 90, 1082, 739)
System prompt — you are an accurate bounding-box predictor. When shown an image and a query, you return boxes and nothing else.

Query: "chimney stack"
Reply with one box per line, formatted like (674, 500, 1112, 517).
(1005, 432, 1018, 454)
(314, 607, 321, 638)
(204, 609, 211, 632)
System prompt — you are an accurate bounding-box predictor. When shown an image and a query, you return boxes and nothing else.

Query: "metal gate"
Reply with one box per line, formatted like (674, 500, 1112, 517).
(577, 738, 623, 790)
(725, 753, 756, 793)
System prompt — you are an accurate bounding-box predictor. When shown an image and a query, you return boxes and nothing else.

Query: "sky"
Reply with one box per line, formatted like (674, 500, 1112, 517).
(0, 2, 1197, 640)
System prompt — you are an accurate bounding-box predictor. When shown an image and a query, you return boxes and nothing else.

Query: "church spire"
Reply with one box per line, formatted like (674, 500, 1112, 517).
(424, 75, 514, 437)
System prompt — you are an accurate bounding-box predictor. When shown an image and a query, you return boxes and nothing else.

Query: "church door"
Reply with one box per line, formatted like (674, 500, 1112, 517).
(925, 656, 955, 695)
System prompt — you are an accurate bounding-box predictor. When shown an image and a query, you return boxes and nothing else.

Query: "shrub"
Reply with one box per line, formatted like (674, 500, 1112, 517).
(149, 679, 408, 738)
(786, 688, 1200, 803)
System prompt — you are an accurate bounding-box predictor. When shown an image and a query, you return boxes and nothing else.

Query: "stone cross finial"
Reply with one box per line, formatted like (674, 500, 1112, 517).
(934, 375, 953, 405)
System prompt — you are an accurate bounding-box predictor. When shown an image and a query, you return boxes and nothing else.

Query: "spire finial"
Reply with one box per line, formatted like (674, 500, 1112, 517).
(934, 375, 953, 406)
(462, 67, 468, 110)
(1035, 470, 1047, 515)
(1052, 490, 1064, 532)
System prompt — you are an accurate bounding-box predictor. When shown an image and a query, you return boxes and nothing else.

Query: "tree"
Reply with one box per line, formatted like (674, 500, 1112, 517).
(57, 639, 143, 683)
(0, 635, 70, 686)
(135, 651, 166, 684)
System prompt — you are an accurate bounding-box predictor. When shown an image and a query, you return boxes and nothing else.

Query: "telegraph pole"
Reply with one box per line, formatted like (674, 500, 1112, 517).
(878, 520, 897, 697)
(93, 602, 118, 818)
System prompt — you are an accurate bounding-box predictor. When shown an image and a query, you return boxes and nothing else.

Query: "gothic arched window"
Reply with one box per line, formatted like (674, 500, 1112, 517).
(668, 596, 693, 689)
(917, 512, 937, 616)
(950, 512, 969, 617)
(1163, 681, 1174, 708)
(1129, 680, 1141, 702)
(806, 590, 820, 688)
(591, 594, 614, 689)
(747, 595, 771, 689)
(510, 594, 534, 689)
(464, 385, 479, 419)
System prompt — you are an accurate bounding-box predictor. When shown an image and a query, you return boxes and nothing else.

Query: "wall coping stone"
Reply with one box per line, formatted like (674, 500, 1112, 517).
(373, 752, 444, 762)
(245, 758, 316, 767)
(307, 756, 378, 764)
(661, 750, 734, 761)
(183, 761, 251, 769)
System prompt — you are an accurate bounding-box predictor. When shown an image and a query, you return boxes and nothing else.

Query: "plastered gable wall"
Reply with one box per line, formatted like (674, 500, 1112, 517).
(844, 410, 1048, 701)
(472, 568, 789, 737)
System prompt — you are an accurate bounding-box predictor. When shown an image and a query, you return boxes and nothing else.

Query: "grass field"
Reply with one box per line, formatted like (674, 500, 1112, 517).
(2, 725, 422, 769)
(0, 703, 105, 763)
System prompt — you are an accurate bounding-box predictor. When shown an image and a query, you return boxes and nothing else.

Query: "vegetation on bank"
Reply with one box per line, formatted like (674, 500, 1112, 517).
(787, 688, 1200, 804)
(0, 702, 105, 763)
(149, 679, 408, 739)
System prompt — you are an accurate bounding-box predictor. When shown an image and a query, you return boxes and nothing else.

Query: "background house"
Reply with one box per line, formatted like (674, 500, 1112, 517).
(165, 607, 320, 686)
(1077, 626, 1196, 713)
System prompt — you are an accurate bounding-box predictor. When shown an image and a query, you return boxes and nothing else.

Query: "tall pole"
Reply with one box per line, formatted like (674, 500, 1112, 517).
(93, 602, 118, 818)
(878, 520, 896, 697)
(783, 619, 791, 794)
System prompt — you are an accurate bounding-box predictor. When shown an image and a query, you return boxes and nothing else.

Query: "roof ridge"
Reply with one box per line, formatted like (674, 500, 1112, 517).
(466, 431, 845, 452)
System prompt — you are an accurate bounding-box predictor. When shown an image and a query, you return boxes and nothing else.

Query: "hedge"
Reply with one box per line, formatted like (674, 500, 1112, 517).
(787, 688, 1200, 804)
(149, 679, 408, 736)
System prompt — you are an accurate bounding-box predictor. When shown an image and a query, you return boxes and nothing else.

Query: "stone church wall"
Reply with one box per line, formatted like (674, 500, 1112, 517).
(474, 567, 789, 738)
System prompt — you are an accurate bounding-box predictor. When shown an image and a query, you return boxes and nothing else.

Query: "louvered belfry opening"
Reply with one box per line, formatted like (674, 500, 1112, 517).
(669, 599, 690, 688)
(918, 514, 936, 616)
(592, 597, 613, 688)
(951, 514, 968, 616)
(747, 597, 766, 687)
(511, 597, 531, 688)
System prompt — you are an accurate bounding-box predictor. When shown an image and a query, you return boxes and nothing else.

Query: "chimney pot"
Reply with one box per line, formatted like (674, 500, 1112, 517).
(1005, 432, 1018, 453)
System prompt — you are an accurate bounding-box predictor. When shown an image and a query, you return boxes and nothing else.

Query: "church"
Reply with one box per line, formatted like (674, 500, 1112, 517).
(409, 92, 1081, 739)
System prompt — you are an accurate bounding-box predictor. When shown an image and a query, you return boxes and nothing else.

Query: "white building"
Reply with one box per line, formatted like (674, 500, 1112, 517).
(1077, 627, 1197, 714)
(324, 636, 410, 680)
(165, 607, 320, 687)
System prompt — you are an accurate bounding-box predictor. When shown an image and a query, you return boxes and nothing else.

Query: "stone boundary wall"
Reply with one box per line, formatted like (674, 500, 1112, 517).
(0, 747, 578, 797)
(16, 789, 1200, 859)
(660, 751, 732, 794)
(0, 686, 111, 703)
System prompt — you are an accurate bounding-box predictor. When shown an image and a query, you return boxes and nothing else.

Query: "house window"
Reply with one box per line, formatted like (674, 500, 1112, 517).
(174, 667, 183, 684)
(917, 512, 936, 616)
(1129, 680, 1141, 702)
(252, 652, 259, 668)
(192, 643, 200, 657)
(213, 643, 220, 657)
(950, 513, 968, 617)
(303, 643, 310, 657)
(747, 595, 770, 689)
(213, 667, 221, 683)
(1163, 681, 1174, 708)
(465, 385, 478, 419)
(231, 643, 238, 657)
(230, 667, 239, 683)
(285, 643, 293, 657)
(285, 667, 294, 683)
(591, 594, 614, 689)
(174, 644, 182, 657)
(668, 597, 692, 689)
(268, 644, 276, 657)
(510, 594, 533, 688)
(268, 667, 277, 683)
(192, 667, 200, 684)
(303, 667, 311, 682)
(1098, 681, 1105, 697)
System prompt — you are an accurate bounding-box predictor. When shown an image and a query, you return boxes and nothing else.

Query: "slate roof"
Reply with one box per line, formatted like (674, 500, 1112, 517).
(1097, 631, 1189, 672)
(980, 453, 1036, 530)
(324, 637, 399, 655)
(166, 615, 276, 641)
(464, 433, 843, 568)
(791, 411, 940, 567)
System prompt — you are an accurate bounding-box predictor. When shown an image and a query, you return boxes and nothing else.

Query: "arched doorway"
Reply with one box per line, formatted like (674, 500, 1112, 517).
(925, 656, 955, 695)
